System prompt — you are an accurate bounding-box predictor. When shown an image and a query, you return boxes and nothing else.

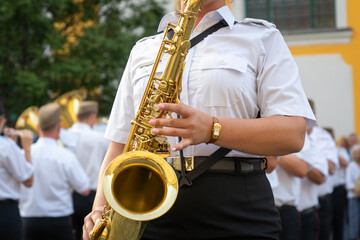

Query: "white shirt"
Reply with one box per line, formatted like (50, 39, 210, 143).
(332, 146, 350, 187)
(309, 126, 338, 197)
(67, 123, 110, 190)
(105, 6, 316, 158)
(345, 161, 360, 199)
(20, 137, 90, 217)
(297, 134, 329, 212)
(273, 134, 310, 208)
(266, 171, 279, 190)
(0, 136, 33, 200)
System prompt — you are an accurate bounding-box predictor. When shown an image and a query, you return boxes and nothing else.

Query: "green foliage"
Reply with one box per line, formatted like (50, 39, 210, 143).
(0, 0, 165, 124)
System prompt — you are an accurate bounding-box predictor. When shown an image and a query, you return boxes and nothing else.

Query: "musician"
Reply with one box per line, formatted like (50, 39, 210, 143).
(83, 0, 316, 239)
(66, 101, 110, 240)
(0, 102, 34, 240)
(273, 143, 310, 240)
(345, 144, 360, 240)
(20, 103, 90, 240)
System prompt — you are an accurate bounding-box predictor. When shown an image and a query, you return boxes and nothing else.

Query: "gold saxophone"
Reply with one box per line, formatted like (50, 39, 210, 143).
(90, 1, 203, 239)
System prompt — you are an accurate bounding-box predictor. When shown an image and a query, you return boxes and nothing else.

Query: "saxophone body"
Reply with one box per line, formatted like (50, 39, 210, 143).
(90, 1, 203, 239)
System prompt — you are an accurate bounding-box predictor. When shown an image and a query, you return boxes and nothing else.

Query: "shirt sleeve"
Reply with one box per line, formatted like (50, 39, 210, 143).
(346, 162, 357, 191)
(3, 140, 34, 182)
(104, 50, 135, 144)
(64, 151, 90, 193)
(257, 28, 316, 127)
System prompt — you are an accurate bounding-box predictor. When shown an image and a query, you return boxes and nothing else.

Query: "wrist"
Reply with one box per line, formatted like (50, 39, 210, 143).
(206, 116, 221, 144)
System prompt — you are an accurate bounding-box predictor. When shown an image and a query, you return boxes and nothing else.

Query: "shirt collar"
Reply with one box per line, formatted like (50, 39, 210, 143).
(72, 122, 92, 131)
(37, 137, 58, 145)
(157, 5, 235, 33)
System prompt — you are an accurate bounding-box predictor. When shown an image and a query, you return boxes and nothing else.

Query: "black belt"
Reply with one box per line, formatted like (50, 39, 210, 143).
(0, 199, 18, 204)
(301, 206, 317, 215)
(171, 156, 266, 173)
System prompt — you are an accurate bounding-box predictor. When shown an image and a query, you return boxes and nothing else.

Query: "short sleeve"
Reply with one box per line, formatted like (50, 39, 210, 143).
(104, 51, 135, 144)
(64, 151, 90, 193)
(3, 140, 33, 182)
(257, 29, 316, 127)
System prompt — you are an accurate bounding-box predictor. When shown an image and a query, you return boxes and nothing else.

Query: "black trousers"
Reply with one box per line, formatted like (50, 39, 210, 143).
(331, 185, 347, 240)
(22, 216, 72, 240)
(0, 199, 23, 240)
(318, 194, 332, 240)
(300, 208, 319, 240)
(142, 171, 281, 240)
(277, 205, 300, 240)
(72, 190, 96, 240)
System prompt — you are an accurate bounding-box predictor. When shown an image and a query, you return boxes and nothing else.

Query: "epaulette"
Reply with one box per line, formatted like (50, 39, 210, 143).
(240, 18, 276, 29)
(136, 35, 158, 44)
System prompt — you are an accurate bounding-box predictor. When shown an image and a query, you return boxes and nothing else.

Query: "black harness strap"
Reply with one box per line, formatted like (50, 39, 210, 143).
(176, 19, 232, 187)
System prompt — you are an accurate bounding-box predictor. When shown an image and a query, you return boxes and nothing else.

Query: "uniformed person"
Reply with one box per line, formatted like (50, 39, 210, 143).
(0, 103, 34, 240)
(273, 139, 310, 240)
(66, 101, 110, 240)
(20, 103, 90, 240)
(83, 1, 316, 239)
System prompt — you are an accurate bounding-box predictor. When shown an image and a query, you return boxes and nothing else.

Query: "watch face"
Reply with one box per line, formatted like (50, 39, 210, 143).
(213, 123, 221, 138)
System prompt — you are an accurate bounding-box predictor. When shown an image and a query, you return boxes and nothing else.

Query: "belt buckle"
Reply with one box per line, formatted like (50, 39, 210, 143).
(171, 156, 194, 171)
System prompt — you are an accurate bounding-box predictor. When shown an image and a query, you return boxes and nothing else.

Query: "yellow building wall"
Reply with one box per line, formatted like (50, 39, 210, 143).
(289, 0, 360, 134)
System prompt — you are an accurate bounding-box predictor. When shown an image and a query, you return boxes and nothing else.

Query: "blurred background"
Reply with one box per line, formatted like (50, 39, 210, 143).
(1, 0, 359, 139)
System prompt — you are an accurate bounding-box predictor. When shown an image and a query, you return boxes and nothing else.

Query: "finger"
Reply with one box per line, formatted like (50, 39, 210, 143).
(171, 138, 192, 152)
(82, 224, 90, 240)
(158, 103, 192, 118)
(151, 127, 188, 137)
(149, 117, 187, 128)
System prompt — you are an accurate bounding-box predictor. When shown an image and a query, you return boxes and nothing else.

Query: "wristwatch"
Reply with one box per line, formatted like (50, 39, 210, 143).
(206, 117, 221, 144)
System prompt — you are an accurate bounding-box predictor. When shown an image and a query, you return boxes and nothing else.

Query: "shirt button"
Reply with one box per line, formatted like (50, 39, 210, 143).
(208, 13, 214, 18)
(197, 26, 203, 32)
(221, 60, 226, 65)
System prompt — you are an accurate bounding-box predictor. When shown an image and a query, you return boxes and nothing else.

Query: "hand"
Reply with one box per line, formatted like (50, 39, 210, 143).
(4, 128, 18, 142)
(19, 130, 33, 150)
(149, 102, 213, 151)
(83, 208, 104, 240)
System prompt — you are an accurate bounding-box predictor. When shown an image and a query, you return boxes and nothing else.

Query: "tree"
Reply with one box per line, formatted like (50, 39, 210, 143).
(0, 0, 165, 125)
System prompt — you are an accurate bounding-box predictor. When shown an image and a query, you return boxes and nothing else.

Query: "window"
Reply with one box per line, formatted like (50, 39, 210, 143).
(245, 0, 335, 31)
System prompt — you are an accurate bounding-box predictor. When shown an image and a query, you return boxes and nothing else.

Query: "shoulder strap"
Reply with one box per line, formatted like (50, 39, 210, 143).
(176, 20, 233, 187)
(189, 19, 229, 49)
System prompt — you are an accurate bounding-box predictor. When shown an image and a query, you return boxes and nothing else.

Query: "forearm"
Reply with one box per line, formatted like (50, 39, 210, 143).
(93, 141, 125, 210)
(278, 154, 308, 178)
(215, 116, 306, 156)
(307, 168, 325, 184)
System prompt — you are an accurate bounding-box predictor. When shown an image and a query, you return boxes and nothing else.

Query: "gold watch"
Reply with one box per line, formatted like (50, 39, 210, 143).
(206, 117, 221, 144)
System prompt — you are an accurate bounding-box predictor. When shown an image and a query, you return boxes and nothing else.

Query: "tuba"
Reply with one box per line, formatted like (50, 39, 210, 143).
(90, 1, 203, 239)
(15, 106, 40, 136)
(53, 88, 87, 129)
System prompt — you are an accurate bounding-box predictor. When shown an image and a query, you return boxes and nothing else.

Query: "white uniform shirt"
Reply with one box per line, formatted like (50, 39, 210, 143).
(273, 136, 312, 208)
(309, 126, 338, 197)
(266, 171, 279, 190)
(105, 6, 316, 158)
(297, 134, 329, 212)
(20, 137, 90, 217)
(0, 136, 33, 200)
(67, 123, 110, 190)
(332, 146, 350, 187)
(345, 161, 360, 199)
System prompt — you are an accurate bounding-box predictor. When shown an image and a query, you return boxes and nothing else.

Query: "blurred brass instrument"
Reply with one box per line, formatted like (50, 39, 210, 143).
(15, 106, 40, 136)
(90, 1, 203, 239)
(15, 89, 87, 134)
(54, 88, 87, 129)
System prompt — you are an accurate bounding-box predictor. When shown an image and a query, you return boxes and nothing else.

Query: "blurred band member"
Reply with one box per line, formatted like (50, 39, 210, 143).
(298, 129, 328, 240)
(67, 101, 110, 240)
(20, 103, 90, 240)
(273, 138, 310, 240)
(345, 144, 360, 240)
(0, 103, 34, 240)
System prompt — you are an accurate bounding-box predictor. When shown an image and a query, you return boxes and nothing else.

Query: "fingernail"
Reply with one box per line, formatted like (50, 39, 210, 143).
(152, 128, 159, 134)
(171, 147, 177, 152)
(149, 119, 155, 125)
(158, 103, 165, 109)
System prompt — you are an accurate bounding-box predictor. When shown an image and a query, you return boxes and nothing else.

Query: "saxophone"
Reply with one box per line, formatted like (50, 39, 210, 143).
(90, 1, 203, 239)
